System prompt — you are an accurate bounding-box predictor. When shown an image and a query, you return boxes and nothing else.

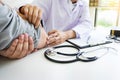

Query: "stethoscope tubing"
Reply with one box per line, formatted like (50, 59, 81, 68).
(44, 40, 112, 63)
(53, 45, 79, 56)
(44, 45, 98, 63)
(44, 52, 79, 63)
(44, 51, 97, 63)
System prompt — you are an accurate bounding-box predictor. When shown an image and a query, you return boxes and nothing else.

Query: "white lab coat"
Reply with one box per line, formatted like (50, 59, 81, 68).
(32, 0, 93, 40)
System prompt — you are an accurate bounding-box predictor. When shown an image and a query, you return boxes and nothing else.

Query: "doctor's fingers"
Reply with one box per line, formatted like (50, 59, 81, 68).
(49, 34, 68, 46)
(48, 32, 59, 39)
(48, 30, 59, 35)
(47, 36, 61, 46)
(21, 5, 42, 28)
(9, 35, 25, 59)
(48, 35, 60, 43)
(20, 4, 33, 22)
(19, 5, 29, 17)
(47, 37, 56, 45)
(52, 36, 62, 45)
(27, 5, 41, 25)
(48, 41, 61, 46)
(28, 6, 34, 23)
(17, 12, 27, 20)
(32, 7, 42, 28)
(47, 40, 61, 47)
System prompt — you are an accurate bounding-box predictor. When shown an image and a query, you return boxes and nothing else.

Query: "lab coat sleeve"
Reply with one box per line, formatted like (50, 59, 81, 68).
(72, 1, 93, 40)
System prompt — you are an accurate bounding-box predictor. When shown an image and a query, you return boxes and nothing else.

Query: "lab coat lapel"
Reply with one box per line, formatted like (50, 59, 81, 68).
(72, 0, 83, 14)
(60, 0, 83, 16)
(60, 0, 71, 16)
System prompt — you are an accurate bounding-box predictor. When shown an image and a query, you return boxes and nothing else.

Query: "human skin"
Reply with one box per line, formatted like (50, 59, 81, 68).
(0, 3, 47, 59)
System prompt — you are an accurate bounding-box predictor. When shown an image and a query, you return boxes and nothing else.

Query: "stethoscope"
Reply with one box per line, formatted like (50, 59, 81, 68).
(44, 45, 98, 63)
(44, 40, 112, 63)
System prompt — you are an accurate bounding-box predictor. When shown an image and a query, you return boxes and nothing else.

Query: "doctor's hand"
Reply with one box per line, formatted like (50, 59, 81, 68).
(19, 4, 42, 28)
(0, 33, 35, 59)
(47, 30, 76, 46)
(47, 30, 69, 46)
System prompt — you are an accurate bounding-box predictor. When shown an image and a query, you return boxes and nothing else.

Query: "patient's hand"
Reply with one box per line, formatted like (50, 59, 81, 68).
(19, 4, 42, 28)
(0, 33, 35, 59)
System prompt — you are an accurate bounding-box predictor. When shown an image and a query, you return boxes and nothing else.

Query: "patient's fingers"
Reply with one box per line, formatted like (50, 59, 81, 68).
(6, 39, 18, 57)
(10, 35, 24, 59)
(18, 33, 29, 58)
(0, 33, 35, 59)
(0, 39, 18, 57)
(28, 36, 34, 54)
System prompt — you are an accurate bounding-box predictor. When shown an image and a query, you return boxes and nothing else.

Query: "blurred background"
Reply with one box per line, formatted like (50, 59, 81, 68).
(89, 0, 120, 28)
(2, 0, 120, 28)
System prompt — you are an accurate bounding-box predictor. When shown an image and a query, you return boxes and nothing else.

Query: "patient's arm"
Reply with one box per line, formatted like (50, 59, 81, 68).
(18, 5, 48, 48)
(0, 2, 35, 59)
(0, 33, 35, 59)
(0, 27, 48, 59)
(37, 27, 48, 49)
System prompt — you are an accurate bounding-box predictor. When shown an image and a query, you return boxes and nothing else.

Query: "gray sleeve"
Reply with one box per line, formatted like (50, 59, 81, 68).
(0, 3, 41, 50)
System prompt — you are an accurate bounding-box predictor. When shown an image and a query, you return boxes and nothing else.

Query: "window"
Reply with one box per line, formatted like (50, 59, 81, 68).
(90, 0, 120, 27)
(89, 0, 99, 7)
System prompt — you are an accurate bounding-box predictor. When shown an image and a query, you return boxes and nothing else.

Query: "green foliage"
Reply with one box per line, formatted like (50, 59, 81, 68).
(97, 20, 113, 27)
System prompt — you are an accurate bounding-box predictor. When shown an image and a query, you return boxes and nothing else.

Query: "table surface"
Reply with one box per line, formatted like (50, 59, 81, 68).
(1, 27, 120, 80)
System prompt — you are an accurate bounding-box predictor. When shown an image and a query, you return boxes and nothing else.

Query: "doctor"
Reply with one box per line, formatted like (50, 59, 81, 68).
(19, 0, 93, 46)
(0, 0, 93, 58)
(33, 0, 93, 46)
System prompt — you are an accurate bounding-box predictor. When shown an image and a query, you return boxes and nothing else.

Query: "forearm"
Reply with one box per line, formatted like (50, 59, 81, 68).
(37, 27, 48, 49)
(64, 30, 76, 40)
